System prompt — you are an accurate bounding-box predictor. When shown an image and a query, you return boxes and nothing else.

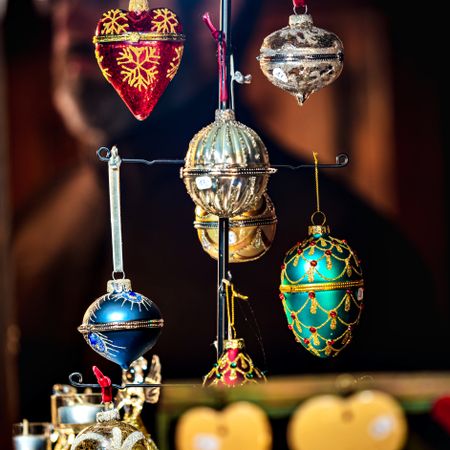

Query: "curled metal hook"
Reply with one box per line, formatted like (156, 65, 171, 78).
(273, 153, 349, 170)
(97, 147, 184, 166)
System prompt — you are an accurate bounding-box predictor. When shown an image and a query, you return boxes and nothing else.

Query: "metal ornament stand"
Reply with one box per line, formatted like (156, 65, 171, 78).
(69, 0, 349, 389)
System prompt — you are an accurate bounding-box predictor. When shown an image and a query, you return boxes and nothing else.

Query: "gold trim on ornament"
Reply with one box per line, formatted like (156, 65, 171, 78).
(224, 338, 245, 350)
(280, 279, 364, 293)
(194, 217, 277, 230)
(181, 166, 277, 177)
(78, 319, 164, 334)
(93, 32, 186, 44)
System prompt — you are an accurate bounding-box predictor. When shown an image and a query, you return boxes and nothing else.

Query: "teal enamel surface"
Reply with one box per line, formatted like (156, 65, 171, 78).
(280, 228, 364, 358)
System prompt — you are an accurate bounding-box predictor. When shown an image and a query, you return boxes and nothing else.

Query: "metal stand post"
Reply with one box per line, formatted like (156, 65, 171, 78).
(216, 0, 233, 357)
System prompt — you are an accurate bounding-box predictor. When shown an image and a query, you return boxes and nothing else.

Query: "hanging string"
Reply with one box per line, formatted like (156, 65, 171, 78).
(236, 295, 269, 375)
(223, 279, 248, 340)
(313, 152, 320, 213)
(202, 12, 229, 105)
(311, 152, 327, 226)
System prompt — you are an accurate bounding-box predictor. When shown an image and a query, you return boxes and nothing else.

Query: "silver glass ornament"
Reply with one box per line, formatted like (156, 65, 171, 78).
(181, 109, 276, 217)
(259, 13, 344, 105)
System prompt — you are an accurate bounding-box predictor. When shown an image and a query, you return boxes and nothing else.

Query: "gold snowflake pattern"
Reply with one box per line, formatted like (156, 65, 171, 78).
(101, 9, 129, 35)
(117, 47, 160, 91)
(95, 48, 111, 80)
(151, 8, 179, 33)
(166, 46, 183, 80)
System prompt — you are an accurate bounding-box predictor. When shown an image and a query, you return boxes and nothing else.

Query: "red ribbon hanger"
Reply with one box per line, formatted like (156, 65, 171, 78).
(93, 366, 113, 404)
(202, 12, 229, 104)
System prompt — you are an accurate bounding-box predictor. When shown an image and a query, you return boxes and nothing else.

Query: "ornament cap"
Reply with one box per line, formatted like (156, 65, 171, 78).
(308, 225, 330, 236)
(107, 279, 132, 293)
(289, 14, 313, 28)
(96, 408, 120, 423)
(128, 0, 149, 12)
(224, 338, 245, 350)
(215, 109, 235, 122)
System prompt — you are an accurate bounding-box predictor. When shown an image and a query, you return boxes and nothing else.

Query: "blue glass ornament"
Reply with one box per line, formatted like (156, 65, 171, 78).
(78, 279, 164, 369)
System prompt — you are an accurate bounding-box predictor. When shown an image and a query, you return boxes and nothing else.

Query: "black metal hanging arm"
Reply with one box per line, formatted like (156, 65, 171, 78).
(68, 371, 198, 390)
(97, 147, 349, 170)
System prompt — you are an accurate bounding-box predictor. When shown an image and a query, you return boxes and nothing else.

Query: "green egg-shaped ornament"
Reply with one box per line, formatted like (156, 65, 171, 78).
(280, 223, 364, 358)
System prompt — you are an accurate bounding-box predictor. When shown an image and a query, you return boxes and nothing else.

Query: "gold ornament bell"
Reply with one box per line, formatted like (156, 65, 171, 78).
(194, 194, 277, 263)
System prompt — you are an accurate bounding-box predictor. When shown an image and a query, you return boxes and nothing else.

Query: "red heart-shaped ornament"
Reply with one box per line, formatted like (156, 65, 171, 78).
(94, 0, 185, 120)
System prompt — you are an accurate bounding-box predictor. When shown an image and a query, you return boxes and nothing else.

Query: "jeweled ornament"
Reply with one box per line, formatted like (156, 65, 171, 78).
(78, 147, 163, 369)
(203, 281, 266, 387)
(258, 0, 344, 105)
(78, 279, 163, 370)
(181, 109, 276, 217)
(94, 0, 185, 120)
(203, 338, 266, 387)
(194, 193, 277, 263)
(279, 153, 364, 357)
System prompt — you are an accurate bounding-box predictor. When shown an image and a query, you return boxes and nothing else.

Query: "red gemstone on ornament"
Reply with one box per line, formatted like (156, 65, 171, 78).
(328, 339, 335, 345)
(308, 292, 316, 298)
(342, 239, 347, 244)
(290, 312, 296, 318)
(94, 7, 185, 120)
(281, 264, 286, 270)
(310, 241, 316, 246)
(297, 248, 303, 255)
(288, 325, 293, 330)
(325, 250, 332, 255)
(346, 289, 352, 294)
(279, 293, 285, 300)
(348, 325, 353, 331)
(304, 338, 310, 345)
(330, 311, 337, 318)
(310, 261, 318, 267)
(310, 327, 316, 333)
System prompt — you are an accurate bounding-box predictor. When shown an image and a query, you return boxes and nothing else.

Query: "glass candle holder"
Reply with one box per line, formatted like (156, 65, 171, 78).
(12, 422, 51, 450)
(50, 393, 104, 450)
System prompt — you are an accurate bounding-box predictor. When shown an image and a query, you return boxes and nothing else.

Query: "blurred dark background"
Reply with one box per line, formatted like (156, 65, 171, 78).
(0, 0, 448, 447)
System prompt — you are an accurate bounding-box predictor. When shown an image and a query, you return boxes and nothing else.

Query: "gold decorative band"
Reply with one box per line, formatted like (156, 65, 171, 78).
(280, 279, 364, 293)
(182, 167, 277, 177)
(194, 217, 277, 230)
(93, 32, 185, 44)
(224, 338, 245, 350)
(78, 319, 164, 333)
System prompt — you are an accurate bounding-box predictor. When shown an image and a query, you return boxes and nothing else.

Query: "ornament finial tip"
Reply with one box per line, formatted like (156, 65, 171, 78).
(128, 0, 149, 12)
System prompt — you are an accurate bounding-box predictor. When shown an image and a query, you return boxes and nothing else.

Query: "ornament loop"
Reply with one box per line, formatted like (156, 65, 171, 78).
(293, 4, 308, 15)
(311, 210, 327, 226)
(112, 270, 126, 280)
